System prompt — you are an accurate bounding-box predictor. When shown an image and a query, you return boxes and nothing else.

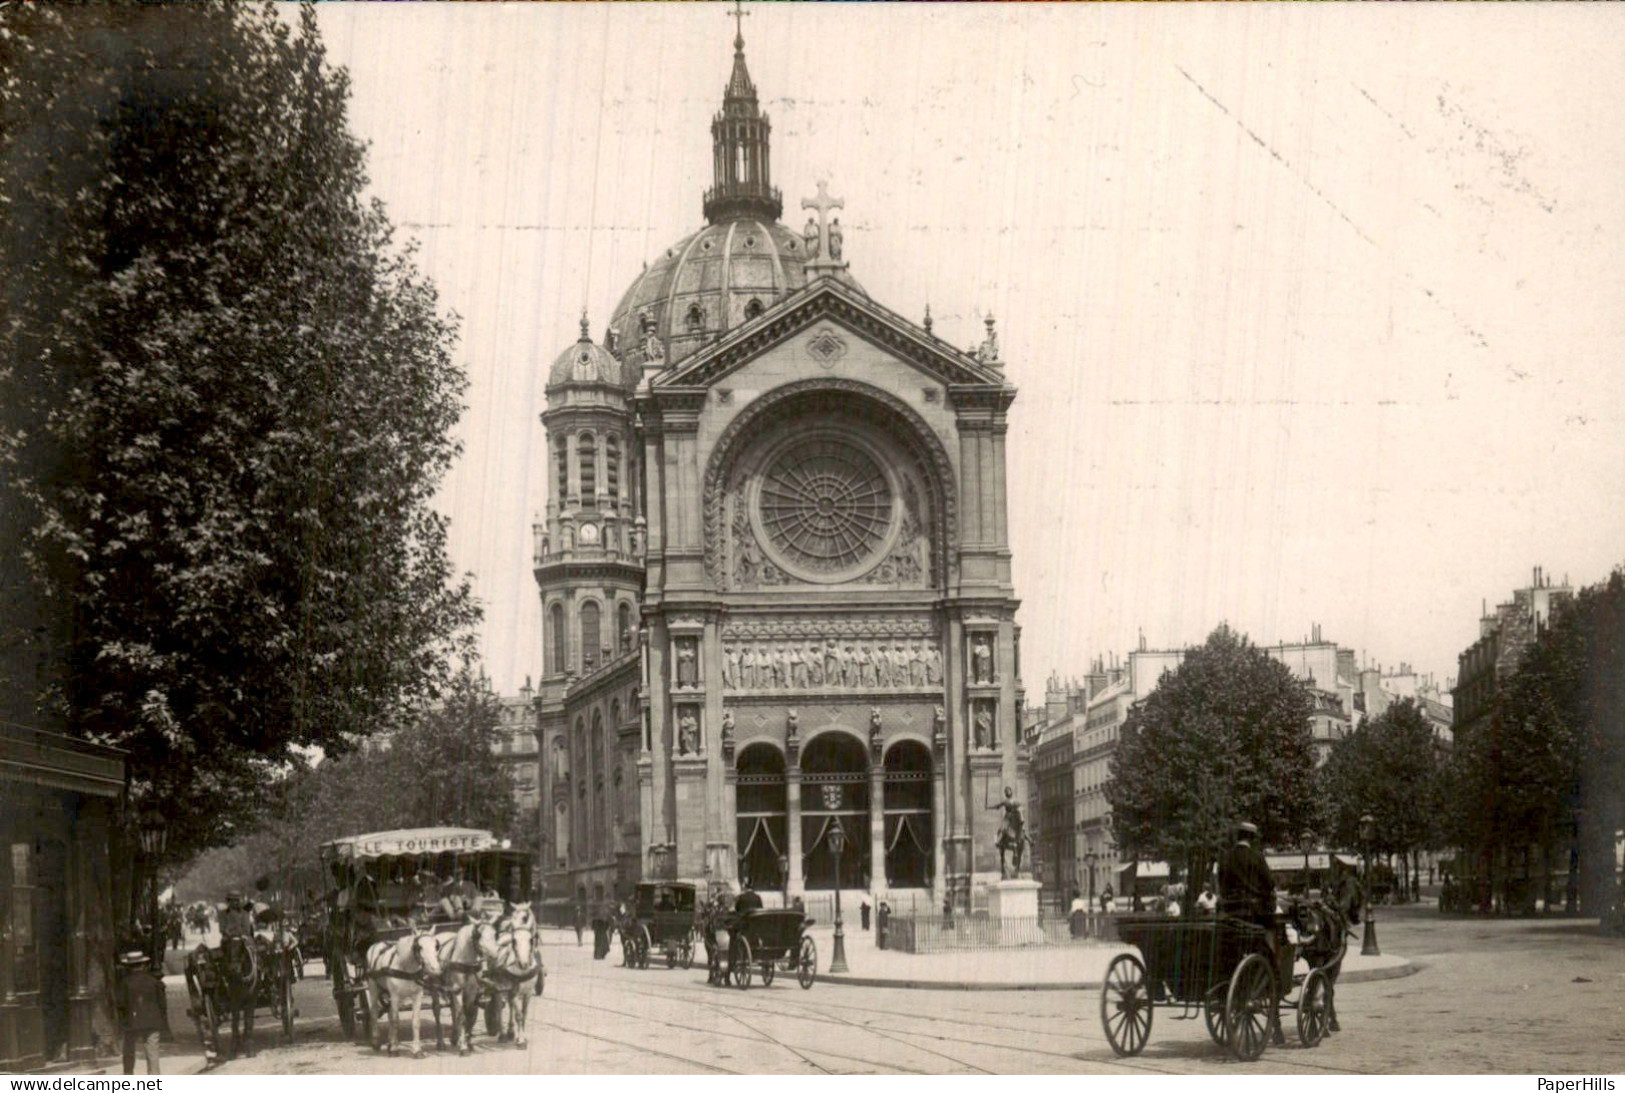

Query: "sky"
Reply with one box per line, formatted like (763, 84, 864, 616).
(311, 2, 1625, 698)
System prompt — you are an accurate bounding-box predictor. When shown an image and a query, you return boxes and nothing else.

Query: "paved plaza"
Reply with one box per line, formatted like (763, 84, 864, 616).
(121, 904, 1624, 1075)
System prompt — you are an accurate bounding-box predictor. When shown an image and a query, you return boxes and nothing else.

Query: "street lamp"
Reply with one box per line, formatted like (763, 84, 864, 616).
(1085, 850, 1098, 900)
(1358, 813, 1380, 957)
(827, 823, 849, 973)
(1301, 829, 1315, 895)
(778, 853, 789, 908)
(137, 810, 168, 961)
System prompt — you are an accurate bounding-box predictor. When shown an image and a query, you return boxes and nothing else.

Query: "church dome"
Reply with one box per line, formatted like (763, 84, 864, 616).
(607, 219, 863, 374)
(546, 316, 622, 391)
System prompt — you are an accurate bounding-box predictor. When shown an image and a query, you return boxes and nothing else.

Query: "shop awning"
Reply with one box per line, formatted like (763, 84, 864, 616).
(1116, 860, 1170, 879)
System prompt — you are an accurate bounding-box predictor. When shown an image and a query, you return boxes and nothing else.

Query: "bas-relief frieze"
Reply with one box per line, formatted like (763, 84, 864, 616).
(731, 702, 940, 746)
(720, 636, 941, 693)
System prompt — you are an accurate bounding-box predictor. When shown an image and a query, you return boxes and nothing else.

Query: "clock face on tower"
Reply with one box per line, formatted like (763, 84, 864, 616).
(578, 522, 600, 545)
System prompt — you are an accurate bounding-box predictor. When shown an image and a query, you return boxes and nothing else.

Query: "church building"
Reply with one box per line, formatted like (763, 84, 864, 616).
(535, 21, 1024, 911)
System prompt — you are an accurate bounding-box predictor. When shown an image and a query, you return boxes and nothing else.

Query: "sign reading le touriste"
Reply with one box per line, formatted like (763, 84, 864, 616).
(349, 830, 496, 858)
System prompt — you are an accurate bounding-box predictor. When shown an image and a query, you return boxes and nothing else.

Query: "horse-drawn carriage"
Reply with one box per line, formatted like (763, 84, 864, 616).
(320, 827, 540, 1056)
(620, 881, 699, 969)
(1099, 895, 1348, 1062)
(181, 914, 302, 1063)
(705, 907, 818, 990)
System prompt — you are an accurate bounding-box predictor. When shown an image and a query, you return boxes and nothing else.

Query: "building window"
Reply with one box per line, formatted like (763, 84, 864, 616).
(758, 436, 892, 575)
(549, 604, 567, 674)
(580, 601, 601, 671)
(606, 435, 620, 498)
(579, 432, 596, 500)
(686, 303, 704, 332)
(555, 439, 568, 501)
(744, 297, 764, 321)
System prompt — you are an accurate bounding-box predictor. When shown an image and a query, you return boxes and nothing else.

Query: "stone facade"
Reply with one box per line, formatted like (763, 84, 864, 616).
(536, 29, 1023, 908)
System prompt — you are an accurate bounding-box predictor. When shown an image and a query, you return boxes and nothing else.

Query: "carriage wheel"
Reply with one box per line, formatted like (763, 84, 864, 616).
(730, 936, 753, 990)
(1099, 953, 1153, 1058)
(796, 937, 817, 990)
(679, 933, 694, 971)
(280, 969, 296, 1042)
(1296, 968, 1330, 1047)
(1225, 953, 1276, 1062)
(1203, 983, 1227, 1046)
(637, 925, 653, 969)
(760, 956, 776, 987)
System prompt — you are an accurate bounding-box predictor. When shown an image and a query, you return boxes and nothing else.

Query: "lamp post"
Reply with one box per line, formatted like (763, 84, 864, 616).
(827, 823, 849, 973)
(137, 810, 168, 962)
(1085, 850, 1098, 900)
(1359, 813, 1380, 956)
(778, 854, 790, 908)
(1301, 829, 1315, 895)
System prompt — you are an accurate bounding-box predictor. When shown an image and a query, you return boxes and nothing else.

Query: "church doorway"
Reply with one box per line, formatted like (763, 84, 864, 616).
(735, 744, 787, 892)
(800, 733, 869, 890)
(883, 741, 933, 889)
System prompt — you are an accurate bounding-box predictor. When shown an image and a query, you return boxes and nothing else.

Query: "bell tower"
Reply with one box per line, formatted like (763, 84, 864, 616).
(702, 4, 782, 224)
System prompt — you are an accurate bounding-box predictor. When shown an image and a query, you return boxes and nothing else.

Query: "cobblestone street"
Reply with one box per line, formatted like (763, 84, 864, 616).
(145, 905, 1624, 1075)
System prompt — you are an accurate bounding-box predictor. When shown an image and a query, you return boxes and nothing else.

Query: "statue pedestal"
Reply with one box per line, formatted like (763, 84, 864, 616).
(986, 878, 1041, 921)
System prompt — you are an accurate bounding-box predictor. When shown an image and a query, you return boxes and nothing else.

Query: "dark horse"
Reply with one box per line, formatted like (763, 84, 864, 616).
(217, 934, 260, 1057)
(1288, 872, 1362, 1035)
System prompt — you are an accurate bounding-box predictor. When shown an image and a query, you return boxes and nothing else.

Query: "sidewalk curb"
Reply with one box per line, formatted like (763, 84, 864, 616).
(822, 957, 1420, 991)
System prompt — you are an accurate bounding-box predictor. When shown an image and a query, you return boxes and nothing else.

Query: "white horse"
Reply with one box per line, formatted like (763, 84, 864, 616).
(435, 919, 500, 1055)
(365, 926, 444, 1058)
(483, 905, 541, 1050)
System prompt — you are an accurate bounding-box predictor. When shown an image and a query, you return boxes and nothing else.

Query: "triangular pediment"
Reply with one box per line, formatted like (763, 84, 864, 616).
(651, 278, 1007, 391)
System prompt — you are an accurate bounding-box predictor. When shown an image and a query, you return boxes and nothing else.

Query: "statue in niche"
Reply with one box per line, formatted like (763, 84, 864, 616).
(869, 707, 883, 751)
(676, 638, 698, 687)
(785, 708, 800, 749)
(843, 644, 861, 688)
(804, 644, 823, 687)
(720, 710, 735, 752)
(803, 215, 820, 258)
(933, 706, 947, 742)
(773, 644, 791, 689)
(678, 712, 698, 756)
(740, 645, 756, 690)
(925, 642, 943, 685)
(974, 704, 994, 750)
(789, 645, 808, 689)
(873, 644, 892, 688)
(721, 645, 737, 690)
(562, 523, 575, 552)
(972, 635, 994, 685)
(894, 644, 911, 688)
(732, 504, 760, 588)
(824, 640, 841, 688)
(829, 217, 844, 261)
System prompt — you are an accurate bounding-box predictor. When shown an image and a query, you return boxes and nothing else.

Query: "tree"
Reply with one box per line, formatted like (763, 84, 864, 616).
(1318, 699, 1444, 900)
(1106, 625, 1318, 905)
(178, 663, 524, 901)
(0, 2, 477, 863)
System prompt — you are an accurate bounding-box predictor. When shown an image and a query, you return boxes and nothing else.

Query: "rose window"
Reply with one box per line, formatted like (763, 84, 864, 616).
(757, 438, 893, 573)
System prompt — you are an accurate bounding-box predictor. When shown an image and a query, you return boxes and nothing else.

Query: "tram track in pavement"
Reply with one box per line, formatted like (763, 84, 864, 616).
(552, 965, 1374, 1076)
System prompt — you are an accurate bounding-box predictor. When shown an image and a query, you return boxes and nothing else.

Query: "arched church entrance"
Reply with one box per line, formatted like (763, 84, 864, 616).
(800, 732, 869, 891)
(883, 741, 933, 889)
(735, 744, 787, 892)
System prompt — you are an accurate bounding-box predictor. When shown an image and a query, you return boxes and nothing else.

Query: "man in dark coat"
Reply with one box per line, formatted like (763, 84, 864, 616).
(1218, 822, 1276, 929)
(116, 950, 171, 1074)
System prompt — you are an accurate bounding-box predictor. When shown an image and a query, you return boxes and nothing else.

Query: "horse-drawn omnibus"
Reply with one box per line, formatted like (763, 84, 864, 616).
(320, 827, 536, 1045)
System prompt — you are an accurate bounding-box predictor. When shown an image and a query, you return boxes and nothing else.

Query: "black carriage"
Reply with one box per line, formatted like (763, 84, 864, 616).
(1099, 907, 1334, 1062)
(181, 930, 300, 1062)
(319, 827, 536, 1043)
(622, 882, 699, 969)
(713, 909, 818, 990)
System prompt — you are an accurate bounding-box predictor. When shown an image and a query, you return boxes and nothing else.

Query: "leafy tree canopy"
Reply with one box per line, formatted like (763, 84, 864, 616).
(0, 1, 477, 861)
(178, 664, 523, 901)
(1318, 698, 1442, 859)
(1106, 625, 1318, 884)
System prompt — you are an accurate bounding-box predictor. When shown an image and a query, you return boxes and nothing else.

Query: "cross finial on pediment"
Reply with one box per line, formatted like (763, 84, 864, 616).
(801, 180, 848, 277)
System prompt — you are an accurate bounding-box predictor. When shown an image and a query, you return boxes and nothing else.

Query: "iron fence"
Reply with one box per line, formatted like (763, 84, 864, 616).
(878, 911, 1118, 953)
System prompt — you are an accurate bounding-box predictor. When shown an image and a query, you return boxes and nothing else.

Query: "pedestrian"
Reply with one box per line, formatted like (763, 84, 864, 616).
(876, 900, 890, 950)
(941, 894, 954, 931)
(1197, 885, 1217, 914)
(1100, 884, 1114, 915)
(116, 949, 170, 1075)
(860, 899, 871, 931)
(573, 901, 585, 946)
(1068, 887, 1087, 938)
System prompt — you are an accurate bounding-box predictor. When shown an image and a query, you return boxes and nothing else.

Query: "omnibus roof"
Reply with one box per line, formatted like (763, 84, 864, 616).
(319, 827, 503, 861)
